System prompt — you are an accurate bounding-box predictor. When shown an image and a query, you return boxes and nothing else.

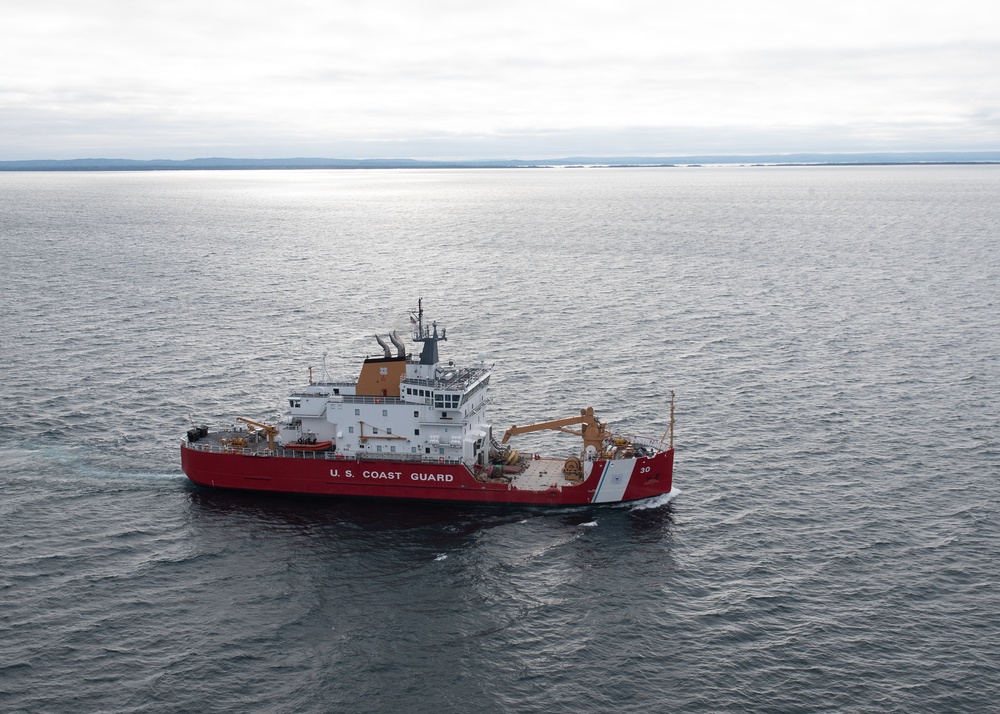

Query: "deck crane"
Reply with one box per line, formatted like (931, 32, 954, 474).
(236, 416, 279, 451)
(501, 407, 610, 454)
(501, 407, 612, 479)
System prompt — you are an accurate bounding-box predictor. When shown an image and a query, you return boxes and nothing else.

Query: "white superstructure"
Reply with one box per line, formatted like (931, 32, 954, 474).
(277, 300, 493, 467)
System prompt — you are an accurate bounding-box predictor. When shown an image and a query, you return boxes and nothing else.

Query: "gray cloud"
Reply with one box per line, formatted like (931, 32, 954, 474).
(2, 1, 998, 159)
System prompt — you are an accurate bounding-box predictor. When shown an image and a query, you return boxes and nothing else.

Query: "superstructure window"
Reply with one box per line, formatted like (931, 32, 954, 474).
(435, 393, 461, 409)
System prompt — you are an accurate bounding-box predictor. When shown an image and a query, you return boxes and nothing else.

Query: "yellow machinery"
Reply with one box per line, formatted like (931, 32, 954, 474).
(501, 407, 609, 454)
(236, 416, 279, 451)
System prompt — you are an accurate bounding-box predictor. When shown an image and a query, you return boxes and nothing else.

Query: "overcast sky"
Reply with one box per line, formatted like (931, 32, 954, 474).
(2, 0, 998, 160)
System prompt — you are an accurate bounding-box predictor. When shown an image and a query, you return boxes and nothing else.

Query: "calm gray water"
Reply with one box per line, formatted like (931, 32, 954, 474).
(2, 166, 999, 713)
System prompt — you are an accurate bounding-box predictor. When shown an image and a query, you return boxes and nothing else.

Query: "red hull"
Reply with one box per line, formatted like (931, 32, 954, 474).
(181, 443, 673, 506)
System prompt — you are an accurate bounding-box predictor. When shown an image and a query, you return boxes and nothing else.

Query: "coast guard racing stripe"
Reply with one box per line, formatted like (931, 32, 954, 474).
(591, 460, 636, 503)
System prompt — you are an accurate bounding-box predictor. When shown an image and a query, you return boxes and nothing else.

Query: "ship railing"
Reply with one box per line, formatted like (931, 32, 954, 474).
(613, 434, 667, 451)
(285, 392, 411, 405)
(341, 395, 405, 405)
(404, 367, 488, 391)
(183, 441, 344, 460)
(183, 440, 465, 465)
(184, 442, 271, 456)
(466, 399, 488, 418)
(288, 381, 354, 397)
(328, 451, 464, 466)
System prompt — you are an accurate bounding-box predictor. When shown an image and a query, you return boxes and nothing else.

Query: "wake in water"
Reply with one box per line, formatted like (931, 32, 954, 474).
(627, 486, 681, 511)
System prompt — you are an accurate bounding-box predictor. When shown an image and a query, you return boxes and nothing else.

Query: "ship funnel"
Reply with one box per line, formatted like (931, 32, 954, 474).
(389, 330, 406, 358)
(374, 334, 392, 359)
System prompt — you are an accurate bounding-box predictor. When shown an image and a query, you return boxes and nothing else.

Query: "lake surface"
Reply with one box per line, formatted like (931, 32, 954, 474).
(2, 166, 998, 712)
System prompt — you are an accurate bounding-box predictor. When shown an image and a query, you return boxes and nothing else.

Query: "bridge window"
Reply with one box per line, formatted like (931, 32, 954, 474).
(435, 393, 461, 409)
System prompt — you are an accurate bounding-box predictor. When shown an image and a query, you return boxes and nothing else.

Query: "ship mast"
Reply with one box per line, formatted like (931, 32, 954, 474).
(412, 297, 446, 366)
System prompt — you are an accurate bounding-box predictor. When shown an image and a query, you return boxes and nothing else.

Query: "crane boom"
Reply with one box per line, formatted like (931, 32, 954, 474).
(501, 407, 609, 453)
(236, 416, 279, 450)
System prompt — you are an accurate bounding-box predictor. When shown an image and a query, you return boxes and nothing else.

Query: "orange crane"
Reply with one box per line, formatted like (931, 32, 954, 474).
(501, 407, 609, 454)
(236, 416, 279, 450)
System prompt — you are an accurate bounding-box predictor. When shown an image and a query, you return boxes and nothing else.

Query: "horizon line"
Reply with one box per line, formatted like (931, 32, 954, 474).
(3, 150, 1000, 171)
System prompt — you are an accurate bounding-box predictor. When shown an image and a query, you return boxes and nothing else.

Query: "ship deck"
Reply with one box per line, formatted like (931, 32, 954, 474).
(505, 458, 582, 491)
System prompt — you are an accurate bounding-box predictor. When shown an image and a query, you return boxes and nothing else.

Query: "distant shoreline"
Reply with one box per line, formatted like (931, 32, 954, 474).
(2, 152, 999, 171)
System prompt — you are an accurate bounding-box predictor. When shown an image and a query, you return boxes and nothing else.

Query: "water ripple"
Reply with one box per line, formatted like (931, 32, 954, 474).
(1, 167, 999, 713)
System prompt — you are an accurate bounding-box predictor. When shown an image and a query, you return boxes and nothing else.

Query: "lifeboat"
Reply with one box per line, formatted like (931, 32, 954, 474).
(284, 440, 333, 451)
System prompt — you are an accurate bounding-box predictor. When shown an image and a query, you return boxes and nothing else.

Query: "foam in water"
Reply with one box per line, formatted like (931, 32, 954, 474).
(629, 486, 682, 511)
